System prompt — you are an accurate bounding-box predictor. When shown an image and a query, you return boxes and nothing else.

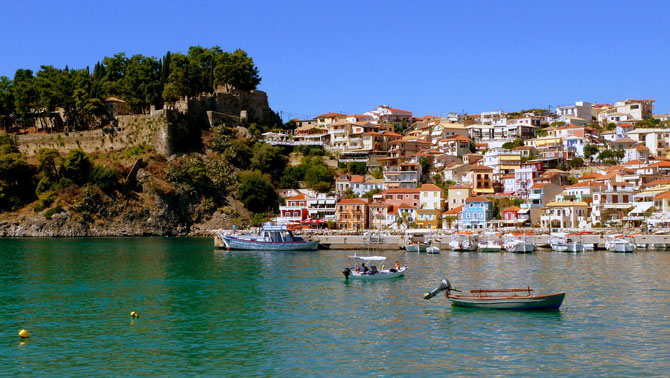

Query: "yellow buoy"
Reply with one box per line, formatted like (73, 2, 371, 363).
(130, 311, 139, 318)
(18, 329, 29, 338)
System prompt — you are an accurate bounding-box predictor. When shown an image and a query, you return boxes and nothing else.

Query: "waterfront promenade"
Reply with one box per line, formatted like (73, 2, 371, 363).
(212, 228, 670, 250)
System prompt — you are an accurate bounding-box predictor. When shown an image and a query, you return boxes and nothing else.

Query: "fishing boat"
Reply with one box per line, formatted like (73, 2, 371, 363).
(405, 242, 428, 252)
(478, 240, 502, 252)
(550, 233, 583, 252)
(426, 244, 440, 254)
(606, 235, 636, 253)
(217, 222, 319, 251)
(503, 233, 535, 253)
(342, 255, 407, 280)
(550, 236, 569, 252)
(424, 279, 565, 310)
(449, 232, 479, 252)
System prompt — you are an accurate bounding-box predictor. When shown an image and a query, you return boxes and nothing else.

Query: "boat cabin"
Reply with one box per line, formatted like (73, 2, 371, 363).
(261, 223, 304, 242)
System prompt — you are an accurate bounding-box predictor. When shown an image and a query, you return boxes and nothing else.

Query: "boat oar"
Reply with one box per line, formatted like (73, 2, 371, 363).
(424, 279, 460, 300)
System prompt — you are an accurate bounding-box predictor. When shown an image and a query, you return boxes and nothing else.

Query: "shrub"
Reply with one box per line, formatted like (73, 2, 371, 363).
(90, 165, 121, 192)
(44, 205, 64, 220)
(237, 170, 277, 213)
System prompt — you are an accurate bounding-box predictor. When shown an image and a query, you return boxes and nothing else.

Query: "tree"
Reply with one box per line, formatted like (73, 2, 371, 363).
(584, 144, 599, 160)
(346, 162, 366, 175)
(502, 138, 524, 150)
(60, 149, 91, 185)
(213, 49, 261, 91)
(250, 143, 288, 182)
(568, 157, 584, 169)
(419, 157, 431, 176)
(568, 176, 578, 185)
(0, 76, 15, 130)
(279, 166, 304, 188)
(598, 149, 615, 162)
(237, 170, 277, 213)
(371, 167, 383, 179)
(361, 188, 382, 200)
(304, 164, 335, 192)
(343, 187, 356, 199)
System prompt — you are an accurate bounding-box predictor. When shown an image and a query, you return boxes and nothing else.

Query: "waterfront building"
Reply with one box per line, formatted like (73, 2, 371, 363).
(335, 198, 369, 230)
(368, 196, 389, 230)
(381, 187, 421, 208)
(523, 182, 564, 226)
(442, 205, 463, 230)
(502, 206, 523, 225)
(540, 201, 590, 229)
(460, 196, 494, 229)
(277, 193, 309, 225)
(307, 193, 337, 221)
(447, 184, 472, 210)
(468, 165, 495, 195)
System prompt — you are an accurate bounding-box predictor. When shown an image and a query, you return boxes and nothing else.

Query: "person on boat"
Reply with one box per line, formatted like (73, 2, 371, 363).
(360, 262, 370, 273)
(394, 261, 401, 270)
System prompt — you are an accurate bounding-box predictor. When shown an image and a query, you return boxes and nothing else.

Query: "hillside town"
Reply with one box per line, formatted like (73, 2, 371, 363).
(264, 100, 670, 232)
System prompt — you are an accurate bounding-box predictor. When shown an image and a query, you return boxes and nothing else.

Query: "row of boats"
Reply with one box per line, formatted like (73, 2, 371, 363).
(217, 223, 639, 253)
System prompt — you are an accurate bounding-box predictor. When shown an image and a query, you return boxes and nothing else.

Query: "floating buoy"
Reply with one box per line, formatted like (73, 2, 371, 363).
(18, 329, 29, 338)
(130, 311, 139, 318)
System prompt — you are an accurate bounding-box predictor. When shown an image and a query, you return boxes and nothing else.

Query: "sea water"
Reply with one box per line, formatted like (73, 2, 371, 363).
(1, 237, 669, 377)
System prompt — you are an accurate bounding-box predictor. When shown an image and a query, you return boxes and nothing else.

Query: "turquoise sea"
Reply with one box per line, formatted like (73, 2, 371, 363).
(1, 237, 669, 377)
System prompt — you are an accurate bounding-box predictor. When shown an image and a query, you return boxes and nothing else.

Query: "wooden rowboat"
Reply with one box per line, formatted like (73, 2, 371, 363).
(424, 279, 565, 310)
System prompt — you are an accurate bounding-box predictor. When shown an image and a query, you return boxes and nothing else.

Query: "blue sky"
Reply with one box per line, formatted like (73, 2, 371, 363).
(2, 1, 669, 119)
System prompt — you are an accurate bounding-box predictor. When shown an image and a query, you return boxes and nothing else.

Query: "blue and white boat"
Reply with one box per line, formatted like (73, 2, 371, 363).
(217, 223, 319, 251)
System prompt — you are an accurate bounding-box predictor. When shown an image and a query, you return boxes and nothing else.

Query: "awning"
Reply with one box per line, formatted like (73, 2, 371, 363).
(517, 208, 530, 214)
(629, 202, 653, 215)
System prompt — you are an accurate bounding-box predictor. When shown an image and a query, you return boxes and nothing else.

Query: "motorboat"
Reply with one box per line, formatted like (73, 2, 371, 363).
(426, 244, 440, 254)
(424, 279, 565, 310)
(550, 233, 583, 252)
(217, 222, 319, 251)
(405, 242, 428, 252)
(449, 232, 479, 252)
(342, 255, 407, 280)
(606, 235, 636, 253)
(550, 237, 568, 252)
(503, 233, 535, 253)
(478, 240, 502, 252)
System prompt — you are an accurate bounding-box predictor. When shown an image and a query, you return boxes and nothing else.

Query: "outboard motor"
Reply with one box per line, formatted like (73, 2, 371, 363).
(370, 266, 378, 275)
(423, 279, 452, 300)
(342, 268, 351, 279)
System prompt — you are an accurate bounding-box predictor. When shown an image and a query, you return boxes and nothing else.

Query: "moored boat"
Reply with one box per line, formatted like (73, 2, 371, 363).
(478, 240, 502, 252)
(449, 232, 479, 252)
(405, 242, 428, 252)
(606, 235, 636, 253)
(503, 233, 535, 253)
(426, 244, 440, 254)
(217, 222, 319, 251)
(342, 255, 407, 280)
(424, 279, 565, 310)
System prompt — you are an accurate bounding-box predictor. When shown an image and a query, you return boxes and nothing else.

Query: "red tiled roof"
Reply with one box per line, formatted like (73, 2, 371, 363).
(350, 175, 365, 183)
(317, 112, 346, 118)
(472, 165, 493, 171)
(503, 206, 521, 212)
(286, 193, 306, 201)
(465, 196, 491, 202)
(337, 198, 368, 204)
(530, 182, 552, 189)
(420, 184, 442, 191)
(387, 108, 412, 114)
(444, 205, 464, 215)
(653, 191, 670, 200)
(383, 188, 421, 194)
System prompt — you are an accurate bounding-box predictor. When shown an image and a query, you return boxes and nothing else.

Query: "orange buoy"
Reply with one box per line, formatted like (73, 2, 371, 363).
(18, 329, 30, 338)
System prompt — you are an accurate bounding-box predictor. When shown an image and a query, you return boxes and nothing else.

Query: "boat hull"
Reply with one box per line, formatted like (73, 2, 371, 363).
(505, 242, 536, 253)
(348, 267, 407, 280)
(222, 236, 319, 251)
(426, 246, 440, 254)
(406, 244, 428, 252)
(448, 292, 565, 310)
(479, 246, 502, 253)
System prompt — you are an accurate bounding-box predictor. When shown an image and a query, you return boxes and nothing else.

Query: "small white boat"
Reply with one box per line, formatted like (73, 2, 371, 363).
(606, 235, 636, 253)
(424, 279, 565, 310)
(342, 255, 407, 280)
(405, 242, 428, 252)
(478, 240, 502, 252)
(550, 237, 569, 252)
(449, 232, 479, 252)
(503, 234, 535, 253)
(217, 222, 319, 251)
(426, 244, 440, 254)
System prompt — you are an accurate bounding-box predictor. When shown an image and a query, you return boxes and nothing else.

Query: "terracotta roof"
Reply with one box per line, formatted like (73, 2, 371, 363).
(386, 108, 412, 114)
(472, 165, 493, 171)
(502, 206, 521, 212)
(440, 135, 472, 142)
(530, 182, 552, 189)
(645, 178, 670, 187)
(286, 193, 306, 201)
(647, 161, 670, 168)
(633, 145, 649, 151)
(624, 160, 646, 165)
(566, 180, 604, 188)
(317, 112, 346, 118)
(608, 137, 636, 144)
(350, 175, 365, 183)
(447, 184, 471, 190)
(383, 188, 421, 194)
(420, 184, 442, 191)
(653, 191, 670, 200)
(397, 203, 416, 209)
(465, 196, 491, 202)
(444, 205, 464, 215)
(337, 198, 368, 204)
(618, 122, 633, 127)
